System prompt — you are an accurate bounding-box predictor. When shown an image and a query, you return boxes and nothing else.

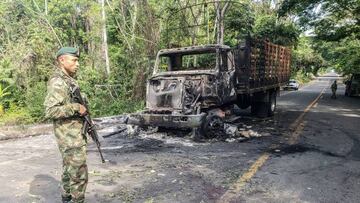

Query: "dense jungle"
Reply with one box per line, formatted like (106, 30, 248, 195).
(0, 0, 359, 125)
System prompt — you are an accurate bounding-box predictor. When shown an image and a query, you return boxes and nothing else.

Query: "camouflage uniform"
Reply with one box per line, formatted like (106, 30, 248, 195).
(44, 68, 88, 203)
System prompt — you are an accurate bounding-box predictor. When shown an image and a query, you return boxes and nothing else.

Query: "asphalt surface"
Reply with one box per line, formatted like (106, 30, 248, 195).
(0, 73, 359, 203)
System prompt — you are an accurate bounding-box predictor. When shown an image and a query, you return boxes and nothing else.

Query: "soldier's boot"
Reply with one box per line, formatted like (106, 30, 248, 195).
(62, 195, 72, 203)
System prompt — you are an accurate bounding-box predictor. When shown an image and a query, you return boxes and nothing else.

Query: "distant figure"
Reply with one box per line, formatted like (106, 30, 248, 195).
(331, 80, 337, 99)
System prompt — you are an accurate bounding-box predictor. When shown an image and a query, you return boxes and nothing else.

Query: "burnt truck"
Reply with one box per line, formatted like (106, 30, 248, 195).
(128, 38, 291, 138)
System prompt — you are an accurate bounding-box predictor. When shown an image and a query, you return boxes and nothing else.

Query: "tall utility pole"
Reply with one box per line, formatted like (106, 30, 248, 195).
(100, 0, 110, 76)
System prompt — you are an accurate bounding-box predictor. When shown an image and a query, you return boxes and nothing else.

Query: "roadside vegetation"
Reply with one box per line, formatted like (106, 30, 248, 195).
(0, 0, 358, 126)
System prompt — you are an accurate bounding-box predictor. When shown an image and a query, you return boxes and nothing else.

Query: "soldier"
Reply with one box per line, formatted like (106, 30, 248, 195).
(44, 47, 88, 203)
(331, 80, 337, 99)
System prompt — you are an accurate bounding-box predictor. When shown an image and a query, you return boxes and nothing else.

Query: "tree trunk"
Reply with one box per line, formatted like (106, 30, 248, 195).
(131, 0, 160, 100)
(84, 17, 91, 53)
(130, 0, 138, 44)
(215, 1, 221, 44)
(215, 1, 230, 45)
(44, 0, 48, 15)
(100, 0, 110, 76)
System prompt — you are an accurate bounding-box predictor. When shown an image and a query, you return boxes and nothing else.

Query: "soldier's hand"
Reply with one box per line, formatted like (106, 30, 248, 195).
(79, 104, 87, 116)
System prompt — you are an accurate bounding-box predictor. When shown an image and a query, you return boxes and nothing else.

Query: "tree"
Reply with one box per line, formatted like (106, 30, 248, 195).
(279, 0, 360, 74)
(215, 1, 230, 44)
(279, 0, 360, 41)
(100, 0, 110, 76)
(292, 36, 326, 75)
(253, 14, 300, 46)
(0, 0, 306, 124)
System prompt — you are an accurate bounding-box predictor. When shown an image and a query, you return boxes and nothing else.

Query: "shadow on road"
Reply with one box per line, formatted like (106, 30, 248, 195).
(29, 174, 60, 203)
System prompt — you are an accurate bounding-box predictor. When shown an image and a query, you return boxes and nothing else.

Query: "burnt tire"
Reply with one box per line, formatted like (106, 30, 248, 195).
(200, 115, 224, 139)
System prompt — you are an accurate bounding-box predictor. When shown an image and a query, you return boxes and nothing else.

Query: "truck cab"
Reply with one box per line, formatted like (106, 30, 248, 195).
(128, 45, 236, 136)
(148, 45, 236, 113)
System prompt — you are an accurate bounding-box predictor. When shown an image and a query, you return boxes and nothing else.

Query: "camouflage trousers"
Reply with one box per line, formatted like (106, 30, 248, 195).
(60, 146, 88, 203)
(53, 120, 88, 202)
(331, 89, 337, 99)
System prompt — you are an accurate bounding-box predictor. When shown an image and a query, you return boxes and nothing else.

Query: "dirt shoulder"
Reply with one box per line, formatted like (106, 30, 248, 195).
(0, 123, 53, 141)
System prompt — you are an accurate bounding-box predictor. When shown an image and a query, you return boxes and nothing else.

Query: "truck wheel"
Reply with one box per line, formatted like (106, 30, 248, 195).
(200, 115, 224, 139)
(267, 92, 276, 116)
(236, 95, 251, 109)
(251, 92, 276, 117)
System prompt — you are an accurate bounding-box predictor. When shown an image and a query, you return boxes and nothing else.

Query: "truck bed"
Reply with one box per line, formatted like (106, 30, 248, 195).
(234, 38, 291, 94)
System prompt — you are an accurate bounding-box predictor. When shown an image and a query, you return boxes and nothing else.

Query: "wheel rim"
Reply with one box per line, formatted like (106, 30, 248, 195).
(271, 102, 275, 112)
(270, 94, 276, 112)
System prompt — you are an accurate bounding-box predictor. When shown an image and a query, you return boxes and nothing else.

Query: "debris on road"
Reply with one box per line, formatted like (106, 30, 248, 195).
(121, 118, 273, 144)
(223, 123, 266, 142)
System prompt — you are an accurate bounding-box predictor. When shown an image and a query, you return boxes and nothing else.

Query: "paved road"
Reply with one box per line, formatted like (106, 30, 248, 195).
(0, 74, 359, 203)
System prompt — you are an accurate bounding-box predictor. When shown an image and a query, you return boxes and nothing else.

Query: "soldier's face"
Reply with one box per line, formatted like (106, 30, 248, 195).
(58, 55, 79, 76)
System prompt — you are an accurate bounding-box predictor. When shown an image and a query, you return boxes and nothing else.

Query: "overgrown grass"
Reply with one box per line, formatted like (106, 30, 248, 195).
(0, 104, 34, 126)
(90, 98, 145, 118)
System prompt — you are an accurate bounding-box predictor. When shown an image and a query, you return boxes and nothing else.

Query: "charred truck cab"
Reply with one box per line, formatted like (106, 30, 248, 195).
(128, 39, 291, 138)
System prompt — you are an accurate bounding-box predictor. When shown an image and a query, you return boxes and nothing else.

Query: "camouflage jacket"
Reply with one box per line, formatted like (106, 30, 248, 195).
(331, 83, 337, 91)
(44, 68, 86, 149)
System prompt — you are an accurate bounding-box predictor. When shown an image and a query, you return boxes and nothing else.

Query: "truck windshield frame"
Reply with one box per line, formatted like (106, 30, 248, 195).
(153, 46, 230, 74)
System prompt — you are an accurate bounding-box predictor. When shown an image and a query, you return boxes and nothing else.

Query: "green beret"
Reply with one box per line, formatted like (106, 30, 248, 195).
(56, 47, 80, 58)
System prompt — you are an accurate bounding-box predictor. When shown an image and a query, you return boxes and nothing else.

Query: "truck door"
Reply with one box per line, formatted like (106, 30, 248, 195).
(218, 50, 236, 103)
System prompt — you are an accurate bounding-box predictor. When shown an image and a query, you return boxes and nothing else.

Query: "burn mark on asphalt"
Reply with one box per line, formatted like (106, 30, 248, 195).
(269, 144, 345, 158)
(29, 174, 60, 202)
(204, 183, 226, 200)
(344, 133, 360, 161)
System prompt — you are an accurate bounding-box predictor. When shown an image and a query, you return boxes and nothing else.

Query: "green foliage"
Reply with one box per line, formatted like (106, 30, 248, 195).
(25, 82, 47, 121)
(253, 14, 300, 46)
(293, 70, 314, 84)
(329, 38, 360, 75)
(291, 36, 326, 75)
(0, 103, 34, 126)
(279, 0, 359, 41)
(0, 84, 11, 115)
(0, 59, 15, 85)
(0, 84, 10, 100)
(0, 0, 319, 125)
(224, 2, 255, 45)
(77, 65, 144, 117)
(279, 0, 360, 74)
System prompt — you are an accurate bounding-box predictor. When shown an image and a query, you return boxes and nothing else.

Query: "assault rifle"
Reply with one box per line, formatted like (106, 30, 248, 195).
(71, 85, 106, 163)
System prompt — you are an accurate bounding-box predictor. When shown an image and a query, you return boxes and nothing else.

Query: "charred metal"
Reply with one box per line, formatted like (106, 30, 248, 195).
(127, 39, 291, 138)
